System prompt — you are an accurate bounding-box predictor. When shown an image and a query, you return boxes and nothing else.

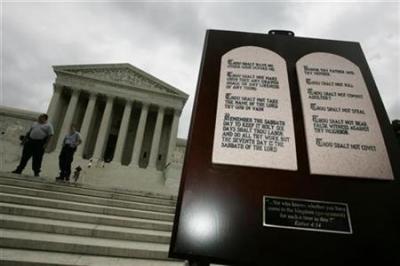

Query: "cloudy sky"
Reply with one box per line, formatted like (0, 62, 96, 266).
(1, 1, 399, 138)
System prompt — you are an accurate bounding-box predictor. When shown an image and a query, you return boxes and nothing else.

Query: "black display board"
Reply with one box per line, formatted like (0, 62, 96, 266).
(169, 29, 400, 265)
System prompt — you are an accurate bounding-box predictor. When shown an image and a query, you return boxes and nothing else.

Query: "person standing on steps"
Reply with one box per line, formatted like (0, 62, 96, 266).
(56, 124, 81, 182)
(12, 113, 54, 177)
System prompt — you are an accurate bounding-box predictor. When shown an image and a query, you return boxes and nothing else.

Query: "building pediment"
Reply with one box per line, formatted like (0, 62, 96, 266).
(53, 63, 188, 99)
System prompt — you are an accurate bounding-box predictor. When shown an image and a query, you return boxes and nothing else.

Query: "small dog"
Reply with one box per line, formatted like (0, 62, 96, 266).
(73, 166, 82, 183)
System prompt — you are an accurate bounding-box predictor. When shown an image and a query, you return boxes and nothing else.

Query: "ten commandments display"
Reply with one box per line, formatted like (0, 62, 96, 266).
(297, 52, 393, 179)
(213, 46, 297, 170)
(213, 48, 393, 179)
(170, 30, 400, 265)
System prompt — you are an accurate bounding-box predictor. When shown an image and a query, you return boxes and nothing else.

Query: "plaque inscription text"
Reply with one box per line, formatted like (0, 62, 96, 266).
(213, 46, 297, 170)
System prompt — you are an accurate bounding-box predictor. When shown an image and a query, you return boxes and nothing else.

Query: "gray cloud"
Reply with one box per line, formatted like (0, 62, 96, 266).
(2, 2, 399, 138)
(288, 2, 400, 120)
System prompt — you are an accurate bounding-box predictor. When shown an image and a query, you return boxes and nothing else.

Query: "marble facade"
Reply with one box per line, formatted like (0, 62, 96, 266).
(47, 64, 188, 171)
(0, 63, 189, 194)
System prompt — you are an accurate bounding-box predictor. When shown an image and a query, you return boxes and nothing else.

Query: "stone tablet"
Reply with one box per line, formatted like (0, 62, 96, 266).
(212, 46, 297, 170)
(296, 52, 393, 180)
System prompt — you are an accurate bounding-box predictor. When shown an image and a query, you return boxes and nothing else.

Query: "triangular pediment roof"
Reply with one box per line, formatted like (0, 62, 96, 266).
(53, 63, 188, 99)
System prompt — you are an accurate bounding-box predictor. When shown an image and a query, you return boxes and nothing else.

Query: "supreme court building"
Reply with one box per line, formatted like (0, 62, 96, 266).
(0, 63, 189, 194)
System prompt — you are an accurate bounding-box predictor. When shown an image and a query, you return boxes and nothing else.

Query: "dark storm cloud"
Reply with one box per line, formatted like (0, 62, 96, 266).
(101, 2, 297, 137)
(112, 3, 206, 49)
(1, 2, 399, 138)
(287, 2, 399, 121)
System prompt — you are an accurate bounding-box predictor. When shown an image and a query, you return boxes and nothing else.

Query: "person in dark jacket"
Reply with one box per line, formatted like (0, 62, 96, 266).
(12, 113, 54, 177)
(56, 124, 81, 182)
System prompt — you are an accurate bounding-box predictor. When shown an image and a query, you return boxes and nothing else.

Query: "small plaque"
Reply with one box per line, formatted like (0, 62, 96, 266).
(212, 46, 297, 170)
(296, 52, 393, 180)
(263, 196, 352, 234)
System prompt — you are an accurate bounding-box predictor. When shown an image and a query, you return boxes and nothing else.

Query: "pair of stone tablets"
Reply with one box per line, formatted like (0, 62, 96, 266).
(212, 46, 393, 180)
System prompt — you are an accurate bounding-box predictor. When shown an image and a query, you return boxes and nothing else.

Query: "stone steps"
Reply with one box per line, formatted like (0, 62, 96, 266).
(0, 214, 171, 244)
(0, 192, 175, 222)
(0, 248, 184, 266)
(0, 229, 170, 259)
(0, 172, 183, 265)
(0, 173, 177, 206)
(0, 184, 176, 214)
(0, 202, 172, 231)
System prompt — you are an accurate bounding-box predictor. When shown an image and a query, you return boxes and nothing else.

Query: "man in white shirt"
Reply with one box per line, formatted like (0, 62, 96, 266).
(12, 113, 54, 177)
(56, 124, 82, 182)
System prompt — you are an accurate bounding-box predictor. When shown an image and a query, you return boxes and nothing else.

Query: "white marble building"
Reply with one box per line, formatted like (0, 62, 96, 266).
(0, 63, 188, 194)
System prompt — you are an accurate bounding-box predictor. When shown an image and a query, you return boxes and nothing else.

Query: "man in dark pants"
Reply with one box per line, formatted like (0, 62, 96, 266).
(56, 124, 81, 182)
(12, 113, 54, 177)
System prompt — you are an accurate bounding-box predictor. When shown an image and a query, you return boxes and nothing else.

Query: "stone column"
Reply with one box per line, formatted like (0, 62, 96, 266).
(113, 100, 133, 163)
(92, 96, 114, 160)
(56, 88, 80, 149)
(46, 84, 63, 151)
(148, 106, 165, 169)
(165, 109, 180, 165)
(130, 103, 149, 167)
(77, 93, 97, 157)
(47, 84, 62, 125)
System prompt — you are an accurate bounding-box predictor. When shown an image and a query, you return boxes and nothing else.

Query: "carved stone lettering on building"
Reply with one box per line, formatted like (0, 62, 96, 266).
(66, 68, 177, 95)
(296, 52, 393, 180)
(212, 46, 297, 170)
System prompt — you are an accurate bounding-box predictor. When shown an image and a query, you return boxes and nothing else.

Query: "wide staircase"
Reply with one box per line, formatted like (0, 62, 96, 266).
(0, 171, 185, 265)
